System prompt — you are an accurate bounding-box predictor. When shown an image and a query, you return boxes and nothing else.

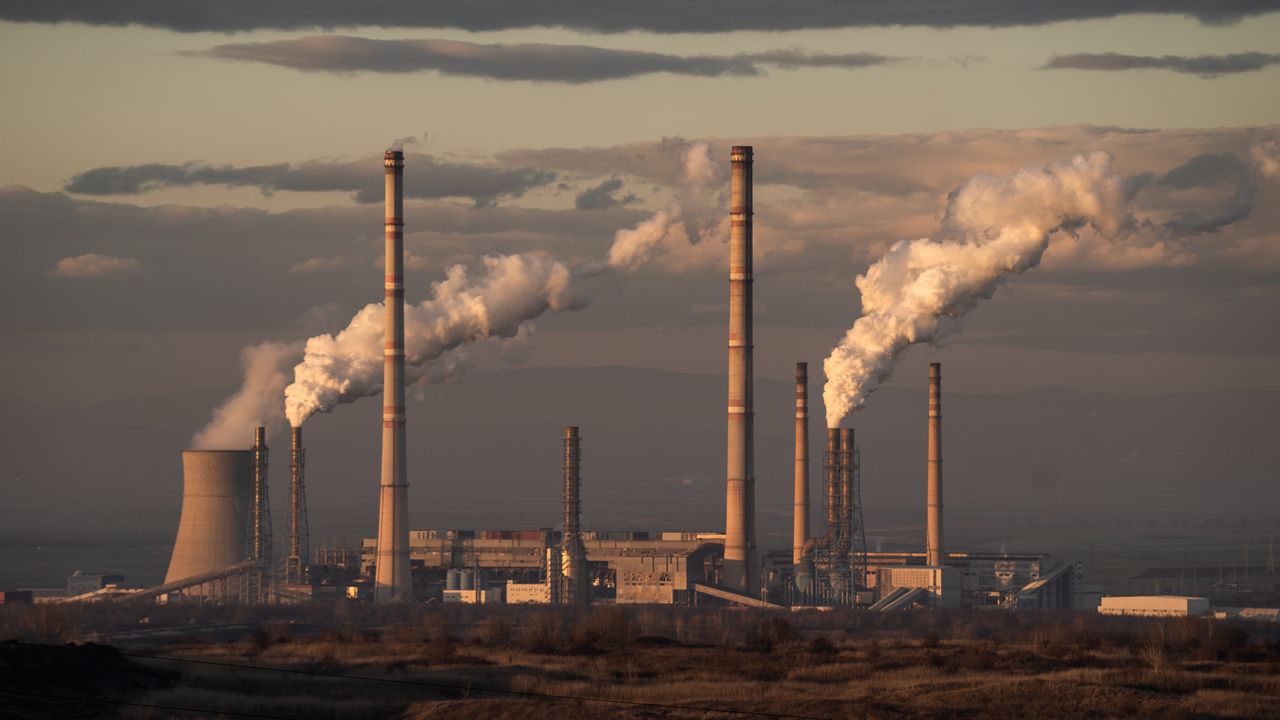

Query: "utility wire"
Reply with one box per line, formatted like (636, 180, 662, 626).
(9, 641, 832, 720)
(0, 689, 298, 719)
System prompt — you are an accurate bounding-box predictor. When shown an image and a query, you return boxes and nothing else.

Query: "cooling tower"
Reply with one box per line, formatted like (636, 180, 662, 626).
(927, 362, 944, 567)
(375, 149, 412, 602)
(165, 450, 254, 589)
(724, 145, 756, 594)
(793, 362, 809, 566)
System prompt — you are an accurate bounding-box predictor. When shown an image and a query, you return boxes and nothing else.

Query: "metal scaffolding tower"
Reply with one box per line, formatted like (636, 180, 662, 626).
(283, 426, 310, 586)
(243, 426, 272, 604)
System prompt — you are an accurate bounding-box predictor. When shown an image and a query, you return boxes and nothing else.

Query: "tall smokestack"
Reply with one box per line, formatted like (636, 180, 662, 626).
(724, 145, 756, 594)
(285, 426, 309, 585)
(825, 427, 840, 541)
(793, 362, 809, 566)
(374, 150, 411, 602)
(251, 426, 270, 565)
(927, 362, 943, 567)
(561, 426, 589, 604)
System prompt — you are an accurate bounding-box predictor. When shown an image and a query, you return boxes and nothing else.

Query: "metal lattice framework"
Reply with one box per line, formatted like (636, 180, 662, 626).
(243, 427, 272, 604)
(796, 429, 866, 607)
(560, 427, 589, 604)
(283, 426, 310, 586)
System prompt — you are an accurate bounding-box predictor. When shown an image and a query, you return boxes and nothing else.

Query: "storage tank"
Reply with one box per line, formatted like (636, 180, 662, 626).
(446, 569, 461, 591)
(164, 450, 255, 592)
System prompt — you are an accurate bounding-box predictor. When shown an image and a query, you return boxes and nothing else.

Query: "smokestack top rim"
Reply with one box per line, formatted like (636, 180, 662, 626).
(929, 362, 941, 377)
(730, 145, 754, 160)
(564, 426, 579, 438)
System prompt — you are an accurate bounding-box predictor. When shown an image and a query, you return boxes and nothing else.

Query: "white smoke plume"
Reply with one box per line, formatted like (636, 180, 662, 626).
(607, 141, 727, 270)
(285, 252, 586, 426)
(823, 152, 1133, 428)
(198, 140, 721, 437)
(389, 133, 426, 151)
(191, 340, 304, 448)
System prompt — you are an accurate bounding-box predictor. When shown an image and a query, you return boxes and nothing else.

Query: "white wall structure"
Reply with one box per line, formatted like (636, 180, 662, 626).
(1098, 596, 1210, 617)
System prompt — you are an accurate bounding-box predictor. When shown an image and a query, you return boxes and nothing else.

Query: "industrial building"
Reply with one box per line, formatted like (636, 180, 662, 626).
(1099, 596, 1211, 617)
(122, 144, 1087, 612)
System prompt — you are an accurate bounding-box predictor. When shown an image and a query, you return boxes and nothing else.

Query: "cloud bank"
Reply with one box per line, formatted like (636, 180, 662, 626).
(197, 36, 901, 83)
(2, 1, 1268, 33)
(1045, 52, 1280, 76)
(49, 254, 142, 278)
(64, 154, 556, 207)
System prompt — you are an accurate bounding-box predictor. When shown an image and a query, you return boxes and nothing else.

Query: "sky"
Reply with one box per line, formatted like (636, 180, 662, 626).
(1, 3, 1279, 541)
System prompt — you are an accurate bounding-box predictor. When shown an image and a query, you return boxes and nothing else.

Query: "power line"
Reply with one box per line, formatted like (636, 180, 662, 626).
(11, 641, 832, 720)
(0, 689, 298, 719)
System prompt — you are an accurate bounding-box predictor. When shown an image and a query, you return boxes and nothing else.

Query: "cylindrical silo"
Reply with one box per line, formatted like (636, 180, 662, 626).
(164, 450, 255, 593)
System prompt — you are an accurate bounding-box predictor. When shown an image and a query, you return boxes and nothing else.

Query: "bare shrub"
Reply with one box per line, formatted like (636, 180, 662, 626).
(422, 612, 451, 643)
(1142, 629, 1170, 675)
(7, 605, 81, 644)
(807, 635, 837, 656)
(571, 606, 633, 652)
(476, 616, 511, 647)
(522, 611, 566, 654)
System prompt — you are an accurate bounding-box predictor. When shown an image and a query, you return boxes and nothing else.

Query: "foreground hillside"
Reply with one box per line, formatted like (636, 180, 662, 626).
(3, 604, 1280, 719)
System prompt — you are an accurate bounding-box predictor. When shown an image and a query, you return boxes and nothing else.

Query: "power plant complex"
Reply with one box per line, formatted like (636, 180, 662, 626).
(100, 145, 1079, 611)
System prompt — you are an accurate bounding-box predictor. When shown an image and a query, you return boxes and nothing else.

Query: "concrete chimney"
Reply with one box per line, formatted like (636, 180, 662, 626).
(561, 426, 589, 604)
(724, 145, 756, 594)
(284, 426, 309, 585)
(374, 149, 412, 602)
(792, 362, 809, 566)
(927, 362, 943, 567)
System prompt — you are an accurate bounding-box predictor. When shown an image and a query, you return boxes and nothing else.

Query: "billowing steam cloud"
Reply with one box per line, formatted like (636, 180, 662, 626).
(196, 140, 725, 437)
(607, 141, 726, 270)
(823, 152, 1133, 428)
(285, 252, 586, 426)
(191, 341, 303, 448)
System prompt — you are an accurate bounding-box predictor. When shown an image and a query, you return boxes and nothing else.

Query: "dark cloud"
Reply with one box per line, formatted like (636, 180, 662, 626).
(574, 178, 639, 210)
(1, 1, 1269, 33)
(1158, 153, 1257, 236)
(0, 186, 646, 334)
(1160, 153, 1247, 189)
(64, 154, 557, 207)
(1045, 52, 1280, 77)
(195, 36, 900, 82)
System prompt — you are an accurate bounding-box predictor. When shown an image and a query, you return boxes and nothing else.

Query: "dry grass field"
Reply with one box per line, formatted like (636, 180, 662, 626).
(3, 604, 1280, 719)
